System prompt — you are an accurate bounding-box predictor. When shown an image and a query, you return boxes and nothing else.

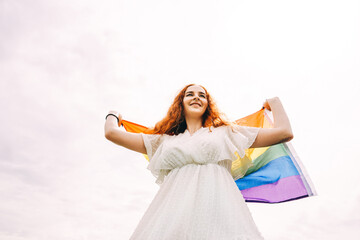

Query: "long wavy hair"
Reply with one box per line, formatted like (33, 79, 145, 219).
(147, 84, 231, 135)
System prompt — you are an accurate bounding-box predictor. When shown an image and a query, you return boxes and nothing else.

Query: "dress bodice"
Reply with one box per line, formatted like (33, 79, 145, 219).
(141, 125, 260, 184)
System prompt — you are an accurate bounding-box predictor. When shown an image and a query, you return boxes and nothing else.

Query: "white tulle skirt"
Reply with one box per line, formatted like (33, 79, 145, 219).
(130, 163, 265, 240)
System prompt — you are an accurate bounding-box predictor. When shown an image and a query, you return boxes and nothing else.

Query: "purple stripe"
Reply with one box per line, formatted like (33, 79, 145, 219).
(241, 175, 308, 203)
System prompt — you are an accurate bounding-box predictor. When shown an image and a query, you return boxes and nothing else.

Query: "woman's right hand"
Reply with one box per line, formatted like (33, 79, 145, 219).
(107, 111, 122, 122)
(104, 111, 146, 154)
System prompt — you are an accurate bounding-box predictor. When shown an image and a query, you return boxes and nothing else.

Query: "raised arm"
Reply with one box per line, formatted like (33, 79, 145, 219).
(250, 97, 294, 148)
(104, 111, 147, 154)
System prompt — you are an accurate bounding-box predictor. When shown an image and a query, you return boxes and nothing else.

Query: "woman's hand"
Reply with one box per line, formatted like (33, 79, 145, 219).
(263, 100, 271, 111)
(262, 97, 274, 111)
(251, 97, 293, 148)
(104, 111, 146, 154)
(105, 111, 122, 136)
(108, 111, 122, 121)
(263, 97, 282, 111)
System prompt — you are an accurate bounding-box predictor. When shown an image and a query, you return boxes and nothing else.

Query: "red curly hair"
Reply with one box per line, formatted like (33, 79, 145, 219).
(147, 84, 231, 135)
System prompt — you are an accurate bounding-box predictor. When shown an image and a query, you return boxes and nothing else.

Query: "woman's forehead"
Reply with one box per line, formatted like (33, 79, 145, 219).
(185, 85, 206, 93)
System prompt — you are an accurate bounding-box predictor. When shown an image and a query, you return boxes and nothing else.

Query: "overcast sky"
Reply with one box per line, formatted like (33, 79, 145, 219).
(1, 0, 360, 239)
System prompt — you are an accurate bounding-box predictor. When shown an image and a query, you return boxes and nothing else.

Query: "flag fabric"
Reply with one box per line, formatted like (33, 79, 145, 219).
(120, 108, 317, 203)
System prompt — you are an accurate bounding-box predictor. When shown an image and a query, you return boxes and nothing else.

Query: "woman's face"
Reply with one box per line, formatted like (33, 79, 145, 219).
(183, 85, 208, 119)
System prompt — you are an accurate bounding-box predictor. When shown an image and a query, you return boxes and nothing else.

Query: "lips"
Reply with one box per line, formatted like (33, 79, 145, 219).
(190, 102, 201, 107)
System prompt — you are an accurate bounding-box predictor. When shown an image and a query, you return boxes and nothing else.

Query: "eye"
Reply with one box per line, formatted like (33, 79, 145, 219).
(200, 94, 206, 98)
(186, 93, 193, 96)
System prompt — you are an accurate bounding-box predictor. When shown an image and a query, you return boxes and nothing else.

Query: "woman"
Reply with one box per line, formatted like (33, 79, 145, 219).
(104, 84, 293, 240)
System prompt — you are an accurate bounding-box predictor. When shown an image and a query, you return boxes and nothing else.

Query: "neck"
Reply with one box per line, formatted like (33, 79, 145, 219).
(185, 117, 203, 134)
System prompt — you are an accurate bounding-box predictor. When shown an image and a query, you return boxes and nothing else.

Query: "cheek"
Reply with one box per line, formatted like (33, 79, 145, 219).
(182, 100, 189, 110)
(203, 100, 208, 108)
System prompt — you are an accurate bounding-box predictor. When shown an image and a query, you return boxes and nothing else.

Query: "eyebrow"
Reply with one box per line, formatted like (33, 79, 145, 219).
(185, 91, 206, 95)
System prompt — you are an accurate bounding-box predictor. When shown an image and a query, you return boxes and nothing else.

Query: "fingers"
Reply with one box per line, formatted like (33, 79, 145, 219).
(263, 100, 271, 111)
(108, 111, 122, 120)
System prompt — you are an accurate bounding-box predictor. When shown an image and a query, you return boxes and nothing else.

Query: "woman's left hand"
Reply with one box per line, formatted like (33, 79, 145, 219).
(263, 97, 280, 111)
(263, 100, 271, 111)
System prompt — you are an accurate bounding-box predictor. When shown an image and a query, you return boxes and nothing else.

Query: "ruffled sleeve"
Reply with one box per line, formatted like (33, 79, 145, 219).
(224, 125, 261, 180)
(140, 133, 170, 184)
(140, 133, 164, 161)
(225, 125, 260, 158)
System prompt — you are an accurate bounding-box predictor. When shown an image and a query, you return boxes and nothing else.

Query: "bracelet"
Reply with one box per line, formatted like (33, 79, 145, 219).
(105, 113, 119, 124)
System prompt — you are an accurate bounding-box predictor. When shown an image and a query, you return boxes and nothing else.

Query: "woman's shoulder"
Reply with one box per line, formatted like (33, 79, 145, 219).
(212, 124, 258, 135)
(212, 124, 233, 131)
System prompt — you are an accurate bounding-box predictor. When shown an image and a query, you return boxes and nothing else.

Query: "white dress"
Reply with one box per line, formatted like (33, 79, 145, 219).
(130, 125, 265, 240)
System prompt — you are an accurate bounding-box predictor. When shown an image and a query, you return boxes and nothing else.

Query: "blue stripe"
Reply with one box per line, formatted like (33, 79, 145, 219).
(236, 156, 300, 190)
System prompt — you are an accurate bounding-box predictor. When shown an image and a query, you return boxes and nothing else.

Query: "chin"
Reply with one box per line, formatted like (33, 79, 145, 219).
(187, 110, 205, 118)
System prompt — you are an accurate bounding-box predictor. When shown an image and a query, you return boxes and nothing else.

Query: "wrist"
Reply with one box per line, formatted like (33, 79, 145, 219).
(105, 113, 119, 124)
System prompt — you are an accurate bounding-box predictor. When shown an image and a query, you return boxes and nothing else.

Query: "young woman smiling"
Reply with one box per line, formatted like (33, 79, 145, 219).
(105, 84, 293, 240)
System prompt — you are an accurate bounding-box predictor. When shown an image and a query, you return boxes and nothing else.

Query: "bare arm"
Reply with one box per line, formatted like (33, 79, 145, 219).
(104, 111, 147, 154)
(250, 97, 294, 148)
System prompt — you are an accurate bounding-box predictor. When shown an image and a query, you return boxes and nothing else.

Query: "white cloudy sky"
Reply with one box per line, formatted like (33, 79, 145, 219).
(1, 0, 359, 239)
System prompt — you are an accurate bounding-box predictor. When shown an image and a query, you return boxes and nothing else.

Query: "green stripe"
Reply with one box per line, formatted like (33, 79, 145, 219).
(245, 144, 289, 175)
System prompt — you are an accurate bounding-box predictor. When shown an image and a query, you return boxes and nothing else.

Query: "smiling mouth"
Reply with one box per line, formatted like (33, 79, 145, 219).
(190, 103, 201, 107)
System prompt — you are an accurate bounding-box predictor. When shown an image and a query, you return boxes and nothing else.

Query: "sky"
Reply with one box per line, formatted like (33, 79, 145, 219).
(1, 0, 359, 239)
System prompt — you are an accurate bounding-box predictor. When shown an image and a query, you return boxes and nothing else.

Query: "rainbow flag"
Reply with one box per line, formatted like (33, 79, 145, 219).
(121, 108, 317, 203)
